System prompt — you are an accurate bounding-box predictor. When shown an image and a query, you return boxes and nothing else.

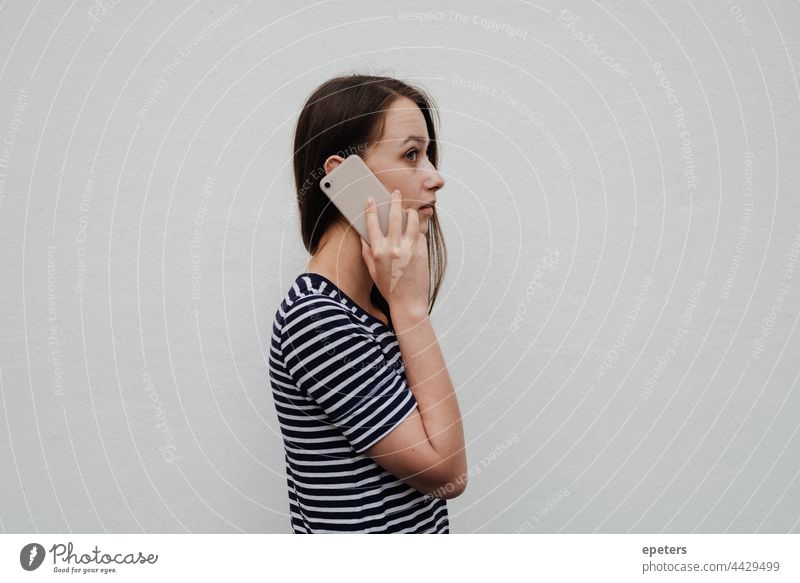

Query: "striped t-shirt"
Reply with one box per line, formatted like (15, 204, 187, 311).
(268, 272, 450, 533)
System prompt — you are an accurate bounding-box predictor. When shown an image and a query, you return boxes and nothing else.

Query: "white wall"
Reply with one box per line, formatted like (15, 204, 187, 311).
(1, 0, 798, 533)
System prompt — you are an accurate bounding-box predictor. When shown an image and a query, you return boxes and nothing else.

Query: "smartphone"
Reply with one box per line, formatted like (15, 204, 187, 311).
(319, 154, 408, 243)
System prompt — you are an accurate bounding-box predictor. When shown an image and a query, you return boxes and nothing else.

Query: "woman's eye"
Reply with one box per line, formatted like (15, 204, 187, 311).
(405, 148, 417, 161)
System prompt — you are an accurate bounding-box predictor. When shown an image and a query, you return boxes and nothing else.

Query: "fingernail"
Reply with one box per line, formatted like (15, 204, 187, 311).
(393, 190, 400, 198)
(366, 197, 374, 207)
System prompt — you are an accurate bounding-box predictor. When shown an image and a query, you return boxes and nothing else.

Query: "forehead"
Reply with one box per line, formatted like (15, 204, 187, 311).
(379, 97, 428, 143)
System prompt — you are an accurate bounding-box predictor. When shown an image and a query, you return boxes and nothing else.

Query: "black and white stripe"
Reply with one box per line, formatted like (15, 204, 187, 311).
(269, 273, 449, 533)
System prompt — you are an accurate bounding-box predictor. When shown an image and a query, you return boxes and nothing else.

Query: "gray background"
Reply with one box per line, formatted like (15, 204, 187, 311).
(1, 0, 798, 534)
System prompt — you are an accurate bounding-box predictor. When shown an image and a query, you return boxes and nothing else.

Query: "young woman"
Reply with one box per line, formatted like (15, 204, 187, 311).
(269, 74, 467, 533)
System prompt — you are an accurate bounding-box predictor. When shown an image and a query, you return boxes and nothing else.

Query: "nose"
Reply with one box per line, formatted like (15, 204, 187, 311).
(423, 159, 445, 192)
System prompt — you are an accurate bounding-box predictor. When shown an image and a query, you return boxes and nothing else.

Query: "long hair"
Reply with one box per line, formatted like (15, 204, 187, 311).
(293, 74, 447, 320)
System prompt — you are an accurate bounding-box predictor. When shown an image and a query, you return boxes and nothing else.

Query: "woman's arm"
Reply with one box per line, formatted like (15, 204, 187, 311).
(360, 192, 467, 497)
(365, 306, 468, 498)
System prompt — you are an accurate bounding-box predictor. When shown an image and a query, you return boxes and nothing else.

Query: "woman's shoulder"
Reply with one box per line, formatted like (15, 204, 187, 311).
(278, 274, 348, 320)
(274, 272, 390, 340)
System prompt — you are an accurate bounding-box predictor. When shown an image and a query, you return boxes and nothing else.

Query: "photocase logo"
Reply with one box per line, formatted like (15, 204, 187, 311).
(20, 543, 46, 571)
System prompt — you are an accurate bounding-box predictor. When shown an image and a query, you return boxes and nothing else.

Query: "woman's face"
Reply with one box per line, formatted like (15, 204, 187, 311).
(325, 96, 445, 236)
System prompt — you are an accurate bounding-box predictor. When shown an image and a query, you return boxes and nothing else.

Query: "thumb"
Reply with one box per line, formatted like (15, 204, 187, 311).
(360, 238, 372, 268)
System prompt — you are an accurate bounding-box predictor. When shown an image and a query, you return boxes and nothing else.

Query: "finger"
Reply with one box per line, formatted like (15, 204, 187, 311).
(364, 196, 382, 245)
(404, 206, 419, 238)
(387, 189, 402, 240)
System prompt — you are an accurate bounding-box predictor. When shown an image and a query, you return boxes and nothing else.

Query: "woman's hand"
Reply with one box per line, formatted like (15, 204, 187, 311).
(360, 189, 429, 316)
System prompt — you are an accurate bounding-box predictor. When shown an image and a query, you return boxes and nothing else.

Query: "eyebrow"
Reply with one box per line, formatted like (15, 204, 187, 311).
(399, 135, 430, 148)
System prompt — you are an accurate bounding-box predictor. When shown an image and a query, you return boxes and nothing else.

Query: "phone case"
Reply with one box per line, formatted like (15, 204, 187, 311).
(319, 154, 408, 243)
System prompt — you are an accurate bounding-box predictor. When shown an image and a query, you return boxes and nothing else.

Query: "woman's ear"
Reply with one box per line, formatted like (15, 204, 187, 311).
(323, 155, 344, 175)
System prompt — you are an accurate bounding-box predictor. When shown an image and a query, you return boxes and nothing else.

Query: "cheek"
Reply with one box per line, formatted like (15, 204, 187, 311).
(365, 157, 399, 193)
(373, 164, 416, 208)
(398, 190, 416, 210)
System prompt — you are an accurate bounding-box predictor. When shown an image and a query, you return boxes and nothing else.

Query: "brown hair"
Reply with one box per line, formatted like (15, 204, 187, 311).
(293, 74, 447, 320)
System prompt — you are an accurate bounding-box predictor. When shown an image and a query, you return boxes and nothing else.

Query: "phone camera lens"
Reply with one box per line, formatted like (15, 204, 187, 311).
(324, 182, 331, 189)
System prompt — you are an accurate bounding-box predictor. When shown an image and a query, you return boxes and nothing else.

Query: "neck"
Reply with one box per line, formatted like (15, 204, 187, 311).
(306, 221, 377, 312)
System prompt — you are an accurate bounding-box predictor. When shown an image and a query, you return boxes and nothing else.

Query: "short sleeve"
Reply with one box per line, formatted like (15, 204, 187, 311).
(280, 296, 418, 454)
